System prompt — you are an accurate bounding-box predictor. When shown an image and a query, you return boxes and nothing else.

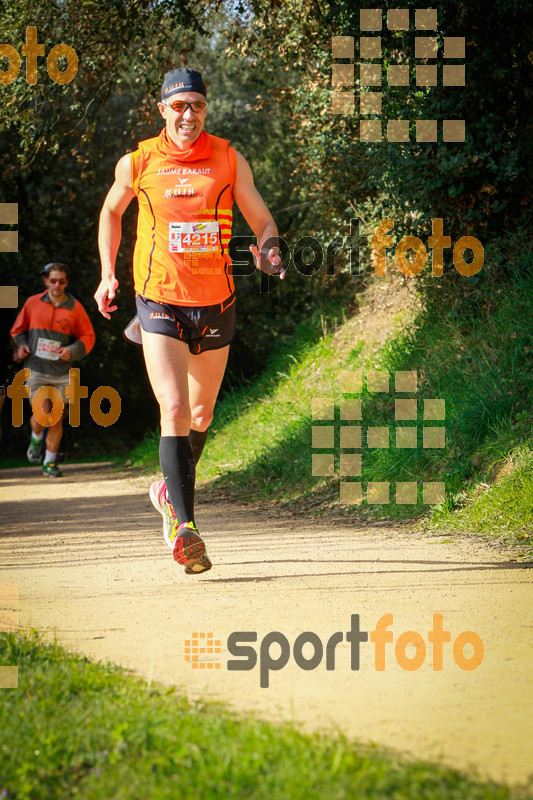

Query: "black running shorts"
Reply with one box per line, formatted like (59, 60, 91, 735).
(135, 293, 236, 355)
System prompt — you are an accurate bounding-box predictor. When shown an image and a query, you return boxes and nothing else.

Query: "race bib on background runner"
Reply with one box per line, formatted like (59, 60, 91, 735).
(169, 221, 220, 254)
(35, 337, 61, 360)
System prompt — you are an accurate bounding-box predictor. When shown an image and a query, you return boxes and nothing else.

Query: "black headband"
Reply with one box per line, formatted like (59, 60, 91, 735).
(161, 68, 206, 100)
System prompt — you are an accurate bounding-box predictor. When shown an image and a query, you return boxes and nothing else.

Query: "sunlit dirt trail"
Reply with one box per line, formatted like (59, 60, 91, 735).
(1, 463, 532, 788)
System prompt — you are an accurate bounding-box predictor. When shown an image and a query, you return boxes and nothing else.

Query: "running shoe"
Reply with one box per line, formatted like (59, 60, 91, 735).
(43, 462, 62, 478)
(27, 436, 44, 464)
(149, 480, 212, 574)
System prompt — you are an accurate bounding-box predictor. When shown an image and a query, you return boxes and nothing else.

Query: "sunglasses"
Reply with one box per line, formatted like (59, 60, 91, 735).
(48, 278, 67, 285)
(162, 99, 208, 114)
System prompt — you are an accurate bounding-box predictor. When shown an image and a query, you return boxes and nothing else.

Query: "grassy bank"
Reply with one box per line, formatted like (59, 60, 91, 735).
(0, 632, 529, 800)
(131, 245, 533, 552)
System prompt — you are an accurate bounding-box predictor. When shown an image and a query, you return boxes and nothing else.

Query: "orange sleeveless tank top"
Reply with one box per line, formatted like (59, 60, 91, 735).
(131, 129, 236, 306)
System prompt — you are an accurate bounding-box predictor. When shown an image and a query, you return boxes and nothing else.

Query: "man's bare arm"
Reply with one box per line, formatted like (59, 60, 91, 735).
(95, 153, 136, 318)
(233, 151, 284, 278)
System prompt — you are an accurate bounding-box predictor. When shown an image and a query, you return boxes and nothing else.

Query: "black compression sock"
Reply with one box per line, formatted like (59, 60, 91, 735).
(159, 436, 196, 525)
(189, 428, 209, 465)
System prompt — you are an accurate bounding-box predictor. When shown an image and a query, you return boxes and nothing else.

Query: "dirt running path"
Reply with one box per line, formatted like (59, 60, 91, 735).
(1, 463, 532, 787)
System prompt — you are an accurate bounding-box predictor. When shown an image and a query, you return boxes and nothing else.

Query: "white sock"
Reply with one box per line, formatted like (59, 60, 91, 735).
(31, 431, 44, 441)
(44, 450, 57, 465)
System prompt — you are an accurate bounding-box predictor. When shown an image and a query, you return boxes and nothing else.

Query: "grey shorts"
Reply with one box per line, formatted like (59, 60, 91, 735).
(25, 370, 70, 403)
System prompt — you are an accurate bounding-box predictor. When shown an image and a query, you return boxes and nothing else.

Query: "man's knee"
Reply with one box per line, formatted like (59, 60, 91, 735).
(190, 407, 214, 431)
(160, 399, 191, 427)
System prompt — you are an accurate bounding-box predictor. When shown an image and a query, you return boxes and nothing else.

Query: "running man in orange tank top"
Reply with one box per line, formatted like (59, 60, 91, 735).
(94, 68, 284, 575)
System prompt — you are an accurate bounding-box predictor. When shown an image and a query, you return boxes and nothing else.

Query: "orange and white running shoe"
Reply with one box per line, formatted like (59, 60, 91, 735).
(149, 480, 212, 574)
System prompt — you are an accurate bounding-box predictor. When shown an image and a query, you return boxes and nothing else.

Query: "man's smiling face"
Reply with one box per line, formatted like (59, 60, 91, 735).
(158, 92, 207, 149)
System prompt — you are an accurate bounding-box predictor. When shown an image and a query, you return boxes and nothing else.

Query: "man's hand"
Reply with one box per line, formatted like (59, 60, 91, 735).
(13, 344, 31, 363)
(249, 245, 286, 280)
(57, 347, 72, 361)
(94, 276, 119, 319)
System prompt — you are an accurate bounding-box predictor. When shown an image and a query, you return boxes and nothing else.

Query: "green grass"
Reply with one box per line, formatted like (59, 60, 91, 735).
(427, 443, 533, 554)
(130, 247, 533, 547)
(1, 632, 530, 800)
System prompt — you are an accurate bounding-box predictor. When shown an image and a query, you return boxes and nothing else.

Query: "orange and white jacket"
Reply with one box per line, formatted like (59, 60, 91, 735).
(10, 291, 95, 376)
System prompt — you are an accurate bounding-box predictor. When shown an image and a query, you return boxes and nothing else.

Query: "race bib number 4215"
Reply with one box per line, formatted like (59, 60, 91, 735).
(169, 221, 220, 254)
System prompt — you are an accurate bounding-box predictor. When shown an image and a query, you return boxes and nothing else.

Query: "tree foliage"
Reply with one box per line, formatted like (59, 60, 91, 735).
(1, 0, 531, 456)
(226, 0, 533, 240)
